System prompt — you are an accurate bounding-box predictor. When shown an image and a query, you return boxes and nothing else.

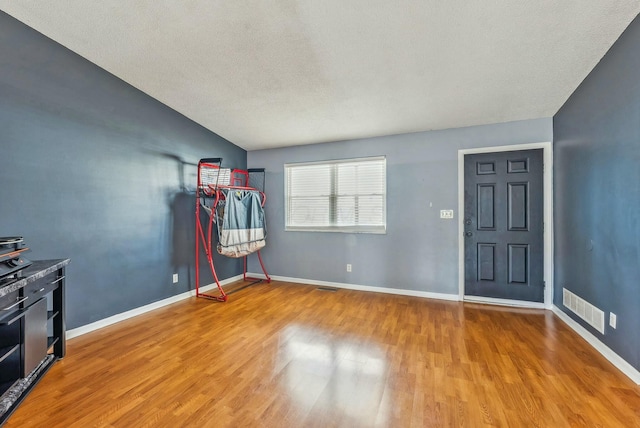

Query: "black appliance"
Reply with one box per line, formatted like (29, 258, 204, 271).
(0, 236, 32, 281)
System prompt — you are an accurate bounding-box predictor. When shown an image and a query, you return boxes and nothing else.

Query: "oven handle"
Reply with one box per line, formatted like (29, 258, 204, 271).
(3, 296, 28, 310)
(49, 276, 65, 285)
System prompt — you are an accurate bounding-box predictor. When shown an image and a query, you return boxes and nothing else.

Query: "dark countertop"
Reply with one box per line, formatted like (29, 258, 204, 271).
(0, 259, 70, 298)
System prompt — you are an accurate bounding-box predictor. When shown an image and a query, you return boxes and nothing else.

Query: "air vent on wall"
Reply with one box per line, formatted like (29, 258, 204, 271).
(562, 288, 605, 334)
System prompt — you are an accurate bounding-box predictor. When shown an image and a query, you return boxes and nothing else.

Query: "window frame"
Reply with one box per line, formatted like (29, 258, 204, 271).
(284, 156, 387, 234)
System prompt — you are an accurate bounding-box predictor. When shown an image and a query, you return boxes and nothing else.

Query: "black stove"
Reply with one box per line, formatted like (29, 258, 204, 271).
(0, 236, 32, 281)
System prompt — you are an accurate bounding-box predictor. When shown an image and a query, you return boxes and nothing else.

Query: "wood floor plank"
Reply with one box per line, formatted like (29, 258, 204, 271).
(5, 280, 640, 427)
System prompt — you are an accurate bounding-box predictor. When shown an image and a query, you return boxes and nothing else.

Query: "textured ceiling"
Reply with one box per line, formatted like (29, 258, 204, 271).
(1, 2, 639, 150)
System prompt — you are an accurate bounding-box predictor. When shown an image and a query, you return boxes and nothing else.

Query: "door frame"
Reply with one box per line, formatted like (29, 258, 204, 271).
(457, 142, 553, 309)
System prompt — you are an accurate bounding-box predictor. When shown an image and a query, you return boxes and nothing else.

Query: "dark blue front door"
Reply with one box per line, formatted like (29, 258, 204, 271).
(464, 149, 544, 302)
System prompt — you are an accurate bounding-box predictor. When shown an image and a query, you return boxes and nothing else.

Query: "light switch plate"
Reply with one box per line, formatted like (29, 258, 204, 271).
(440, 210, 454, 219)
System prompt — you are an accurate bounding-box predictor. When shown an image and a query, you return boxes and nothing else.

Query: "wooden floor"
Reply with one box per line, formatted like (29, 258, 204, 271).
(6, 281, 640, 427)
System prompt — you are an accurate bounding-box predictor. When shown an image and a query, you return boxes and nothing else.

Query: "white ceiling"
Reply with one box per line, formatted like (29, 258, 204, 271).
(1, 2, 639, 151)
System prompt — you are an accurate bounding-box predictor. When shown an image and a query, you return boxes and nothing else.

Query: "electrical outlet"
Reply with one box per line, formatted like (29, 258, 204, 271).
(440, 209, 454, 219)
(172, 273, 179, 284)
(609, 312, 617, 329)
(346, 264, 352, 272)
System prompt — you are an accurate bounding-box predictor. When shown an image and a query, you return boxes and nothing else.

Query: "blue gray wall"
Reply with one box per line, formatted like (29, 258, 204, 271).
(553, 15, 640, 369)
(0, 12, 246, 329)
(248, 118, 552, 295)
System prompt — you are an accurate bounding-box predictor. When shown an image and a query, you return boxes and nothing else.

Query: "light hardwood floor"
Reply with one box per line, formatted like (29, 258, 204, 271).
(6, 281, 640, 427)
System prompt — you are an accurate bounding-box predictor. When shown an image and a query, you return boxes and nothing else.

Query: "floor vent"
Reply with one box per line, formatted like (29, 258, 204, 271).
(562, 288, 605, 334)
(316, 286, 338, 292)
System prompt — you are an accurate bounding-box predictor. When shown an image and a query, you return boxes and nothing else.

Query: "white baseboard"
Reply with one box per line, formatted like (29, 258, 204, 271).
(66, 274, 244, 340)
(247, 273, 460, 302)
(552, 305, 640, 384)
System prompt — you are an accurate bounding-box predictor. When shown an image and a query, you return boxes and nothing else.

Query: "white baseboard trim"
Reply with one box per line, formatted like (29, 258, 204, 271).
(464, 295, 546, 309)
(247, 273, 460, 302)
(552, 305, 640, 385)
(66, 274, 244, 340)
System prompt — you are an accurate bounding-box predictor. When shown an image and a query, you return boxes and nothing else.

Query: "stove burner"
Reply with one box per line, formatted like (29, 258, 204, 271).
(0, 236, 31, 280)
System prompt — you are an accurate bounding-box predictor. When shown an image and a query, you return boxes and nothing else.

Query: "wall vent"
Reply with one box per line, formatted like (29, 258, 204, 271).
(562, 288, 605, 334)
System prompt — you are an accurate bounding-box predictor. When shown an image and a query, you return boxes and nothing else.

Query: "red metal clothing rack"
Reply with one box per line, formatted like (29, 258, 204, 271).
(195, 158, 271, 302)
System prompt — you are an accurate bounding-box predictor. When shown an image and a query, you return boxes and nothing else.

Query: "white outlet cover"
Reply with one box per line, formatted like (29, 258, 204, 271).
(172, 273, 179, 283)
(610, 313, 617, 329)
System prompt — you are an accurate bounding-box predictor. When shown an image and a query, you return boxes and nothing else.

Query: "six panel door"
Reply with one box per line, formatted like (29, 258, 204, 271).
(463, 149, 544, 302)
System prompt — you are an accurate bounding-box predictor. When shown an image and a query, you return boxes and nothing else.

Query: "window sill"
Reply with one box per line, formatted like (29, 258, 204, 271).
(285, 226, 386, 234)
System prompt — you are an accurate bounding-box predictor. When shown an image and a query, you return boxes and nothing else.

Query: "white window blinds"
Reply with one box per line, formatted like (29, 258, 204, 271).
(285, 156, 386, 233)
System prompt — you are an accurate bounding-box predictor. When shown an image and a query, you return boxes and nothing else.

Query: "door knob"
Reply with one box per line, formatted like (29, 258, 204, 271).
(465, 232, 473, 237)
(465, 219, 472, 225)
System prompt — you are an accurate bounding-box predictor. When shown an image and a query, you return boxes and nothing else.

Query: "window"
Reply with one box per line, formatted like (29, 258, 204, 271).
(285, 156, 386, 233)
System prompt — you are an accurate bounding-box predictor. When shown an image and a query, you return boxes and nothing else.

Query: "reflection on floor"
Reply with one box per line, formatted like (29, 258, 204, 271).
(279, 325, 389, 425)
